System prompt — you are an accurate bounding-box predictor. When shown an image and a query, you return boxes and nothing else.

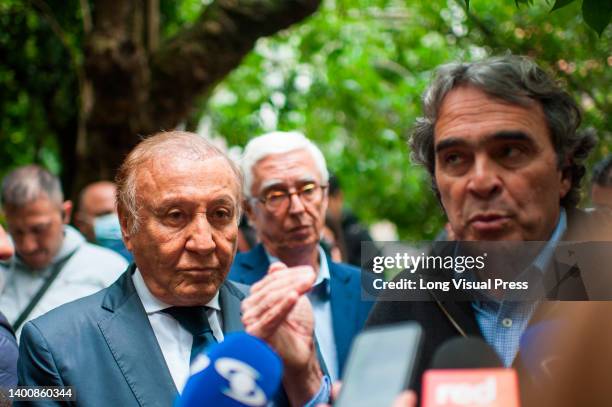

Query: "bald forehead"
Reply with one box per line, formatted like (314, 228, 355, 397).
(80, 182, 117, 215)
(82, 182, 116, 202)
(135, 156, 241, 201)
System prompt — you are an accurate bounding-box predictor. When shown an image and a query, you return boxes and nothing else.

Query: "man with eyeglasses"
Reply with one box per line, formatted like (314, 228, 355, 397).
(229, 131, 373, 381)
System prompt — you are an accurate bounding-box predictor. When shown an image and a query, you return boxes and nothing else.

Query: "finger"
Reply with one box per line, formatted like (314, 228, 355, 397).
(250, 265, 306, 294)
(391, 390, 417, 407)
(242, 272, 307, 314)
(250, 263, 289, 293)
(331, 381, 342, 401)
(265, 266, 316, 294)
(268, 261, 288, 274)
(242, 287, 293, 326)
(245, 291, 298, 338)
(244, 267, 315, 309)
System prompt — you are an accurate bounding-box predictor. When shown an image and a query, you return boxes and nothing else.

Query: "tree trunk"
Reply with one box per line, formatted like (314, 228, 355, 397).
(74, 0, 321, 195)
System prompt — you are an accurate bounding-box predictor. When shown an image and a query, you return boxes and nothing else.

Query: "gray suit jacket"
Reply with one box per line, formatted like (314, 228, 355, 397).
(17, 265, 247, 406)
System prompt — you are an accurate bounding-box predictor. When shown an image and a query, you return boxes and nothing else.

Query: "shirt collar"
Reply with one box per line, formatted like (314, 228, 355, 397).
(264, 245, 330, 287)
(132, 268, 221, 315)
(463, 208, 567, 305)
(532, 208, 567, 273)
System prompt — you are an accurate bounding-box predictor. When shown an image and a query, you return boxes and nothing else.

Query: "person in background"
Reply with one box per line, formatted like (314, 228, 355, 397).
(327, 174, 374, 267)
(0, 224, 17, 389)
(74, 181, 132, 261)
(0, 165, 127, 335)
(229, 131, 373, 381)
(236, 215, 257, 253)
(321, 215, 344, 263)
(591, 154, 612, 209)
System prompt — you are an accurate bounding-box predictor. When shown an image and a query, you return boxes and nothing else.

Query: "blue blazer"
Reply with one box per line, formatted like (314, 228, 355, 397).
(17, 264, 247, 407)
(229, 244, 373, 377)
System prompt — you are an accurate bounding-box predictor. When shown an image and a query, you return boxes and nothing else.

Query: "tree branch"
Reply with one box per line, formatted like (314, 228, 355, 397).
(148, 0, 322, 129)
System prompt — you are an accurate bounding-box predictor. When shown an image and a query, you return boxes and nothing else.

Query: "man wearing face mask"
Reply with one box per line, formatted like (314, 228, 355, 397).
(0, 166, 127, 336)
(75, 181, 133, 261)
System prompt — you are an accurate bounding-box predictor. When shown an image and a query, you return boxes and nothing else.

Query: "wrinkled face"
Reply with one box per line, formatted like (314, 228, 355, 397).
(247, 149, 328, 257)
(121, 156, 240, 306)
(434, 86, 570, 241)
(4, 197, 70, 269)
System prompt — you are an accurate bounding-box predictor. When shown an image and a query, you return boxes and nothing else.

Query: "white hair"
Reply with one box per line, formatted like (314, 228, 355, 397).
(241, 131, 329, 197)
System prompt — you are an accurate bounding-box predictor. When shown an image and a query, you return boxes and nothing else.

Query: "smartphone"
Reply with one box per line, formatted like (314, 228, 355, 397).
(334, 322, 423, 407)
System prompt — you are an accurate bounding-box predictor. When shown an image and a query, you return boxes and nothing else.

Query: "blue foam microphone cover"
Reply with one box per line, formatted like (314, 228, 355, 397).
(177, 332, 283, 407)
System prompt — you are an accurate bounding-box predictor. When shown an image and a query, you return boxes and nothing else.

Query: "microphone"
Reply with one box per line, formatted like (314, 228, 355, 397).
(422, 337, 520, 407)
(176, 332, 283, 407)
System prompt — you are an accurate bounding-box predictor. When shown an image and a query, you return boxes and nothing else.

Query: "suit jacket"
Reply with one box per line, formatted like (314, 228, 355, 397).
(365, 208, 612, 396)
(17, 265, 247, 407)
(0, 311, 18, 388)
(229, 244, 373, 377)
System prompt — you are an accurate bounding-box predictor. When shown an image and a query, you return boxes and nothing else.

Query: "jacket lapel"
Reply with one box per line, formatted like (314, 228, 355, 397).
(329, 261, 355, 372)
(98, 267, 177, 407)
(426, 242, 483, 338)
(436, 300, 483, 338)
(219, 281, 246, 333)
(233, 244, 270, 285)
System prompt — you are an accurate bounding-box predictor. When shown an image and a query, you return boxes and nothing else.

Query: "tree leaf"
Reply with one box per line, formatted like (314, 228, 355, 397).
(514, 0, 531, 8)
(582, 0, 612, 35)
(551, 0, 575, 12)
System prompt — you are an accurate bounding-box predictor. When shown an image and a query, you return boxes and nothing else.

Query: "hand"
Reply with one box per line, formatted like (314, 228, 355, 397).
(242, 262, 321, 405)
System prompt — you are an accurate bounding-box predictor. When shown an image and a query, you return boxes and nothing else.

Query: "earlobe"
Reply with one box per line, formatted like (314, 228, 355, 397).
(560, 174, 571, 199)
(117, 207, 133, 250)
(61, 201, 73, 224)
(243, 200, 254, 225)
(320, 193, 329, 214)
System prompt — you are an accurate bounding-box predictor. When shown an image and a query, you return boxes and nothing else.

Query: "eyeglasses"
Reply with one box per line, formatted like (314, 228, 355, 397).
(255, 182, 327, 212)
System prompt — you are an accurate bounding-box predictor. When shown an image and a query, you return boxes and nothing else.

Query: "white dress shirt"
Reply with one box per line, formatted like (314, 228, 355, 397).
(132, 269, 224, 392)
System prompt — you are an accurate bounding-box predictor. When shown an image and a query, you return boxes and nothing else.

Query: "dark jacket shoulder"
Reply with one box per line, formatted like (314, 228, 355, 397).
(0, 311, 18, 388)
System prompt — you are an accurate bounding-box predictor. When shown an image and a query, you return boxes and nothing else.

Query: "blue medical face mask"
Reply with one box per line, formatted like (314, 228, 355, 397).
(94, 214, 132, 262)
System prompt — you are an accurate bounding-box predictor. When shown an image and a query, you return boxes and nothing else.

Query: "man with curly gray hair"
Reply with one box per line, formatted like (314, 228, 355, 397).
(366, 55, 612, 396)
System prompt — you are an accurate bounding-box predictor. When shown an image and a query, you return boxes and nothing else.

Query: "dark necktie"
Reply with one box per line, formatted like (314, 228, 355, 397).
(163, 306, 218, 363)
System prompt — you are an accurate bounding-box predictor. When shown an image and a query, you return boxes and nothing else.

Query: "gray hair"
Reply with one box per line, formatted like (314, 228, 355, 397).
(116, 131, 243, 235)
(411, 54, 595, 209)
(1, 165, 64, 209)
(241, 131, 329, 197)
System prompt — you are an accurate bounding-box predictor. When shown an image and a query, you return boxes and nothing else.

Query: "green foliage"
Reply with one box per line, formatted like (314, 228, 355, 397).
(551, 0, 575, 12)
(0, 0, 610, 241)
(205, 0, 611, 240)
(582, 0, 612, 36)
(463, 0, 611, 35)
(0, 1, 80, 178)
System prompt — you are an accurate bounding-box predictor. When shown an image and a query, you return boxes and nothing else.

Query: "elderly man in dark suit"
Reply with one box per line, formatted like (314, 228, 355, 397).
(229, 131, 372, 381)
(17, 132, 327, 406)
